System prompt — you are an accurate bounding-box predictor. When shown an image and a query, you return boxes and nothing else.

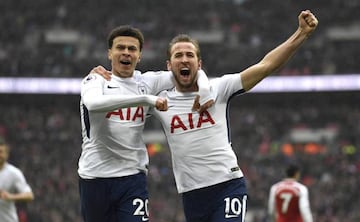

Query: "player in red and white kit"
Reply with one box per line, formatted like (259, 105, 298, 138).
(268, 164, 313, 222)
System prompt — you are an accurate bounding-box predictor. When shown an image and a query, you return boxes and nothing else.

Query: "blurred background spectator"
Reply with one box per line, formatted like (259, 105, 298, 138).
(0, 0, 359, 77)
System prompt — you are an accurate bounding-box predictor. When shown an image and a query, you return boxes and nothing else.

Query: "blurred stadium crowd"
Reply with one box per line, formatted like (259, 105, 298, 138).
(0, 0, 359, 77)
(0, 92, 359, 222)
(1, 0, 360, 221)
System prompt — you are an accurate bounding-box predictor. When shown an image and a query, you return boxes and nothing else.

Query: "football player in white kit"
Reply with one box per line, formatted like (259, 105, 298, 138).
(150, 10, 318, 222)
(78, 26, 213, 222)
(0, 140, 34, 222)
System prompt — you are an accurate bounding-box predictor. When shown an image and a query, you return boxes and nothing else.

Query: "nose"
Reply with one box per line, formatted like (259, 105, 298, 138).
(180, 55, 189, 63)
(122, 48, 130, 55)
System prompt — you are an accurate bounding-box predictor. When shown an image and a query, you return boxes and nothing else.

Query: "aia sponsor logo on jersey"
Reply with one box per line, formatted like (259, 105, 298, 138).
(170, 110, 215, 133)
(106, 106, 144, 122)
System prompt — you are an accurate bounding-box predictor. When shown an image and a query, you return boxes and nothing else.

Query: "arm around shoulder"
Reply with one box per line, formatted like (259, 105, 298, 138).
(81, 73, 161, 112)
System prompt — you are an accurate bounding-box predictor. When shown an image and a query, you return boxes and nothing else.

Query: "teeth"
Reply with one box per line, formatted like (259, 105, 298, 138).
(180, 68, 190, 75)
(120, 61, 131, 65)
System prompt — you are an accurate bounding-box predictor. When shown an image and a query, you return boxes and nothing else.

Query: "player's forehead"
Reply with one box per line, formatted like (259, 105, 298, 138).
(170, 42, 197, 55)
(0, 144, 8, 153)
(112, 36, 140, 49)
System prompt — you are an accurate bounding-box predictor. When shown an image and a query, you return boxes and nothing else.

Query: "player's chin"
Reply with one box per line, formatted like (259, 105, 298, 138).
(180, 80, 194, 89)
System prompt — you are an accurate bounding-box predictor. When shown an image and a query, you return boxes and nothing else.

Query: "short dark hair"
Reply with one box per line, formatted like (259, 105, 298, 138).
(107, 25, 144, 51)
(285, 164, 300, 178)
(167, 34, 201, 60)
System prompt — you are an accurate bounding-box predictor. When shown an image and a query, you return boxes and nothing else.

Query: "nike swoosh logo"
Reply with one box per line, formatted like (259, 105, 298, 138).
(142, 216, 149, 221)
(107, 85, 119, 89)
(225, 214, 240, 218)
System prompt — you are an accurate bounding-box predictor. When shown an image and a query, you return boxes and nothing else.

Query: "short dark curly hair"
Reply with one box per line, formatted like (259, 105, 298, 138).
(107, 25, 144, 51)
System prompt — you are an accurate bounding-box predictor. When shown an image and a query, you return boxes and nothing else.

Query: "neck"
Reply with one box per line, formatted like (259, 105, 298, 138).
(0, 162, 6, 170)
(175, 84, 199, 93)
(112, 70, 134, 78)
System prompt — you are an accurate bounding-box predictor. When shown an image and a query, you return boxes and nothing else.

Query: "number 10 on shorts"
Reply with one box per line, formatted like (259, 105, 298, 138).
(224, 196, 247, 220)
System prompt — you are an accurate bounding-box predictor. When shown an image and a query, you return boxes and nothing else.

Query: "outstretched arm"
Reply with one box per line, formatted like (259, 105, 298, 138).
(241, 10, 318, 91)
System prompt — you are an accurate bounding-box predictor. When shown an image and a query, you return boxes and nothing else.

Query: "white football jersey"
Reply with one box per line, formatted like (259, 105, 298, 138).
(152, 74, 245, 193)
(0, 163, 32, 222)
(78, 70, 173, 179)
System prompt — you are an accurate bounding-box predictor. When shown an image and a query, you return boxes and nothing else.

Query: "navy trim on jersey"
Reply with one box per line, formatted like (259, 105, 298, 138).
(83, 105, 90, 138)
(226, 89, 246, 142)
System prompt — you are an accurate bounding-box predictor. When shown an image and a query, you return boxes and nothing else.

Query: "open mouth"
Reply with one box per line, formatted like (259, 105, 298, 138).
(120, 60, 131, 65)
(180, 68, 190, 76)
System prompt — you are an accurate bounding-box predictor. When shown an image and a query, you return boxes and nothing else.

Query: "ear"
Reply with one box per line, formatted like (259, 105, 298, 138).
(198, 59, 202, 69)
(108, 49, 112, 60)
(166, 60, 171, 71)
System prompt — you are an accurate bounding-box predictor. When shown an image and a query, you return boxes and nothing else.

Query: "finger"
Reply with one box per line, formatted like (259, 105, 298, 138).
(93, 66, 111, 80)
(309, 16, 318, 28)
(93, 65, 103, 72)
(99, 73, 110, 80)
(302, 10, 316, 24)
(104, 74, 111, 81)
(156, 98, 167, 111)
(198, 106, 205, 114)
(90, 66, 98, 73)
(192, 95, 200, 112)
(156, 105, 164, 111)
(162, 99, 168, 111)
(91, 66, 100, 73)
(198, 100, 215, 113)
